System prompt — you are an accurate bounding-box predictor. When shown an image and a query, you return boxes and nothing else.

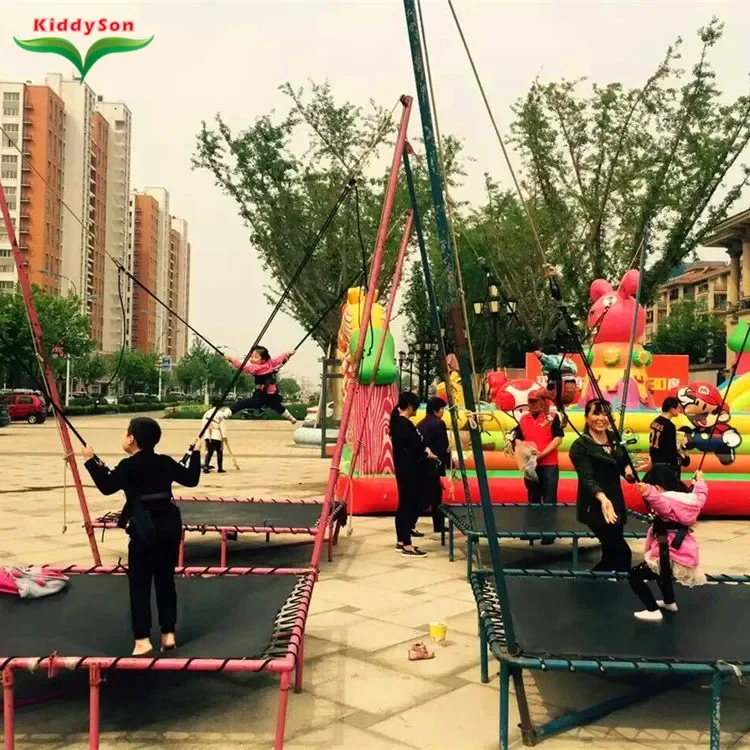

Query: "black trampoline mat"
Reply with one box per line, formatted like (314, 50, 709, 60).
(0, 574, 300, 660)
(505, 576, 750, 664)
(448, 505, 645, 536)
(178, 500, 327, 529)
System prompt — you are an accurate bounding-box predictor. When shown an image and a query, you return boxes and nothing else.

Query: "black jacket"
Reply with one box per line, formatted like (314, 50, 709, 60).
(85, 449, 201, 529)
(417, 414, 450, 476)
(390, 414, 430, 481)
(569, 431, 630, 527)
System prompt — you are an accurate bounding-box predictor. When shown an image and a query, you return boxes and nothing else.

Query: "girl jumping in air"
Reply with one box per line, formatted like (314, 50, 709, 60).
(628, 466, 708, 622)
(227, 346, 297, 424)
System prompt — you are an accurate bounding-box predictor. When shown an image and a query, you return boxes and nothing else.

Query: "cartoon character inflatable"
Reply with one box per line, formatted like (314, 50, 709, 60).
(676, 382, 741, 465)
(487, 371, 538, 421)
(581, 269, 655, 410)
(435, 354, 464, 408)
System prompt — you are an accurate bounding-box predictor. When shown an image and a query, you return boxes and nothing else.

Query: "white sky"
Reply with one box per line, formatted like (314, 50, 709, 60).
(3, 0, 748, 381)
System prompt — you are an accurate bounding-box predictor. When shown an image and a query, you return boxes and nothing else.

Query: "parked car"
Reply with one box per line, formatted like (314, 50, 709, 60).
(0, 403, 9, 428)
(1, 393, 47, 424)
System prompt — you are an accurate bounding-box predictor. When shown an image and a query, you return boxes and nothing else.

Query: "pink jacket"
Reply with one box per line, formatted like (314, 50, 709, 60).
(229, 352, 292, 393)
(642, 479, 707, 569)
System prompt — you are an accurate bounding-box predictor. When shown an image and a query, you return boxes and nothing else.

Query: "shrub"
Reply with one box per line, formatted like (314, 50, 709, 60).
(163, 403, 308, 420)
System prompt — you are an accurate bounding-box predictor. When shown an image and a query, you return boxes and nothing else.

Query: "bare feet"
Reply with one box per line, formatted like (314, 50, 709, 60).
(132, 638, 152, 656)
(161, 633, 176, 651)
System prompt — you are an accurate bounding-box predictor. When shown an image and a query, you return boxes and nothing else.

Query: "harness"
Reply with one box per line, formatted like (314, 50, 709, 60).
(254, 368, 279, 393)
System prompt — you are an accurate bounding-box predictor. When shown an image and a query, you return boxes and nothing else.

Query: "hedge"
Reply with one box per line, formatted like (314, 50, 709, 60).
(62, 402, 172, 417)
(163, 403, 309, 421)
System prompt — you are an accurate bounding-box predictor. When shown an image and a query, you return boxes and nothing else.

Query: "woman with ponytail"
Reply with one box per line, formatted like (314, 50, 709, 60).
(389, 391, 436, 557)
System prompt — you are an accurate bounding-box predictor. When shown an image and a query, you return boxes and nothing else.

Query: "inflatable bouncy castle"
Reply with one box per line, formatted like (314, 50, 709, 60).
(337, 270, 750, 517)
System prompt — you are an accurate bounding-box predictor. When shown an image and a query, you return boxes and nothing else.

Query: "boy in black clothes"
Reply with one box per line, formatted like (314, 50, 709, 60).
(646, 397, 689, 481)
(82, 417, 201, 656)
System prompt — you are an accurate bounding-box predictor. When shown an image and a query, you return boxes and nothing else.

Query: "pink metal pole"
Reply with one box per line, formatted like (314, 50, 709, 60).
(0, 183, 101, 565)
(2, 668, 14, 750)
(294, 640, 305, 693)
(310, 95, 413, 569)
(88, 666, 101, 750)
(342, 210, 414, 516)
(274, 671, 291, 750)
(220, 530, 227, 568)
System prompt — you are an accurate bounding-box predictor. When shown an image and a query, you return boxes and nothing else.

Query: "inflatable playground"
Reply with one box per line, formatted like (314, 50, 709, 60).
(336, 268, 750, 517)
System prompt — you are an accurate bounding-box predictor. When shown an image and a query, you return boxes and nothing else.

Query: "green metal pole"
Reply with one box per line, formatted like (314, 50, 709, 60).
(403, 0, 517, 653)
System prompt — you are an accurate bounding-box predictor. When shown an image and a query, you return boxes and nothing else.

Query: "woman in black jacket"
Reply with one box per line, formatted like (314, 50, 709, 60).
(569, 399, 635, 572)
(417, 397, 450, 534)
(390, 391, 435, 557)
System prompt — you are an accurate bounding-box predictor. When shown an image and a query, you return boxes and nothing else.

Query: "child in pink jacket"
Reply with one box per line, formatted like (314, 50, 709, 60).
(227, 346, 297, 424)
(628, 465, 708, 622)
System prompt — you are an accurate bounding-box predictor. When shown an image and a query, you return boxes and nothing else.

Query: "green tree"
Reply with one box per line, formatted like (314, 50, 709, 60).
(112, 349, 159, 393)
(506, 18, 750, 322)
(74, 353, 108, 392)
(0, 285, 93, 388)
(650, 300, 726, 364)
(173, 343, 210, 394)
(192, 81, 446, 358)
(278, 376, 301, 402)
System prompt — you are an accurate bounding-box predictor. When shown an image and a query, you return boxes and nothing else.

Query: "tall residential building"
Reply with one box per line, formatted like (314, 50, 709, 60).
(142, 187, 170, 355)
(170, 216, 190, 361)
(96, 101, 132, 352)
(88, 111, 109, 346)
(130, 192, 159, 353)
(45, 73, 105, 343)
(0, 82, 65, 295)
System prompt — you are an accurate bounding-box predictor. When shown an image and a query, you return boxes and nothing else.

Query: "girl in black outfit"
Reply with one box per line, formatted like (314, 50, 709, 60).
(83, 417, 202, 655)
(569, 399, 635, 572)
(417, 397, 450, 534)
(390, 391, 436, 557)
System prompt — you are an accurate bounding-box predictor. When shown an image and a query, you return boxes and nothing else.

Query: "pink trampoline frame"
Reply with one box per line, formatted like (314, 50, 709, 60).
(91, 497, 346, 567)
(0, 565, 315, 750)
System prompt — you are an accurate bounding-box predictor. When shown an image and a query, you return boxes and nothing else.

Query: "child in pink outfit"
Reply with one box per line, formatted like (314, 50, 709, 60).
(227, 346, 297, 424)
(628, 465, 708, 622)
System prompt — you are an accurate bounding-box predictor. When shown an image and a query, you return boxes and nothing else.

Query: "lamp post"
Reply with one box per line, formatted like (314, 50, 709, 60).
(40, 268, 79, 406)
(473, 274, 516, 370)
(398, 350, 406, 385)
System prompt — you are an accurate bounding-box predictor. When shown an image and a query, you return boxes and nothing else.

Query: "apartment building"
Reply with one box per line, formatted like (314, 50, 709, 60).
(169, 216, 190, 361)
(96, 101, 132, 352)
(130, 192, 159, 353)
(0, 82, 65, 295)
(645, 262, 729, 341)
(142, 187, 170, 355)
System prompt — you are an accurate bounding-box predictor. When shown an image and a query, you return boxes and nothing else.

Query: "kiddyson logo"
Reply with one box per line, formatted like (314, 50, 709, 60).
(14, 19, 153, 83)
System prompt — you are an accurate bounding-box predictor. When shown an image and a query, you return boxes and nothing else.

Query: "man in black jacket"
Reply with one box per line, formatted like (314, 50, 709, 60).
(417, 397, 450, 534)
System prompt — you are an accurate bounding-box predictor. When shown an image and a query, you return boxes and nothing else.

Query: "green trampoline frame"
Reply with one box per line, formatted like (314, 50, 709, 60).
(470, 568, 750, 749)
(441, 503, 651, 578)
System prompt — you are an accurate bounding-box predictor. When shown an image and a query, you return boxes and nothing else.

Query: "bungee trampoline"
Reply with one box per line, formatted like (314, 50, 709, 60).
(0, 565, 315, 750)
(441, 503, 651, 577)
(470, 568, 750, 749)
(92, 496, 348, 566)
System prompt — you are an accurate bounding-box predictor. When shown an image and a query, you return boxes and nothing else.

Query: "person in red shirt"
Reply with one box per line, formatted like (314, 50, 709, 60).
(511, 390, 564, 509)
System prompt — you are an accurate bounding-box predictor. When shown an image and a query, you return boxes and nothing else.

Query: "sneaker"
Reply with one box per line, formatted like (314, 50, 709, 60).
(540, 538, 554, 546)
(402, 547, 427, 557)
(411, 529, 424, 538)
(656, 600, 678, 612)
(396, 543, 404, 550)
(217, 469, 226, 473)
(634, 609, 663, 622)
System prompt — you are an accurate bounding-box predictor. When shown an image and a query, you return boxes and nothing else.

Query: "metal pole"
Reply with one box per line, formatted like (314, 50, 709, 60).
(0, 181, 101, 565)
(403, 0, 516, 651)
(65, 356, 71, 407)
(320, 358, 328, 459)
(310, 95, 414, 569)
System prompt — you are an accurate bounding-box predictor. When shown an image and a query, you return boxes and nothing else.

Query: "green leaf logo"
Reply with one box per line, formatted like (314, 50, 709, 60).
(13, 35, 154, 82)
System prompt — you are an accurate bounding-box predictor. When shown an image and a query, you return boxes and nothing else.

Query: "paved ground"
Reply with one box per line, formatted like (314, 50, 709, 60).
(1, 414, 750, 748)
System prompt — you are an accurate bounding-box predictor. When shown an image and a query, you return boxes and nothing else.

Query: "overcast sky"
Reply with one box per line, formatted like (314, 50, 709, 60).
(4, 0, 749, 382)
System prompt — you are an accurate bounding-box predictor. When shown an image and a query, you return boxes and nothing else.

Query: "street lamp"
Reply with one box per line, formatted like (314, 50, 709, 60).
(398, 350, 406, 384)
(40, 268, 80, 406)
(473, 274, 516, 369)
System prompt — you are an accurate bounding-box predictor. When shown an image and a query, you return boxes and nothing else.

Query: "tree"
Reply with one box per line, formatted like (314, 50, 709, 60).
(0, 285, 93, 388)
(278, 376, 301, 402)
(192, 81, 448, 358)
(173, 343, 210, 394)
(113, 349, 159, 393)
(650, 301, 726, 364)
(74, 353, 108, 392)
(506, 18, 750, 322)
